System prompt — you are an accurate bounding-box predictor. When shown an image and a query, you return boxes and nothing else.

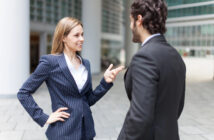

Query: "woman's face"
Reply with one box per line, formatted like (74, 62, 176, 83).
(63, 25, 84, 52)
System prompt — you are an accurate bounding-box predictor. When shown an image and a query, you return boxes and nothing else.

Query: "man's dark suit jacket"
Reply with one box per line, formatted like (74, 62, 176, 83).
(118, 35, 186, 140)
(17, 54, 113, 140)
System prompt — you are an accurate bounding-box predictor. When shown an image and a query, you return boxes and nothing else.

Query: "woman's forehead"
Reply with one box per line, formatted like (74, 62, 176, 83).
(71, 25, 83, 33)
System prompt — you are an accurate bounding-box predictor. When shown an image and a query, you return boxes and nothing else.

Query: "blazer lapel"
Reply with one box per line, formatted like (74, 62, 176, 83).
(80, 59, 91, 95)
(57, 54, 79, 93)
(124, 67, 129, 81)
(124, 66, 132, 100)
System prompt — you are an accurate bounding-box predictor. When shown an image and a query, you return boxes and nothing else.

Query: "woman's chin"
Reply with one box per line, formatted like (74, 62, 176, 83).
(78, 46, 82, 50)
(77, 48, 82, 52)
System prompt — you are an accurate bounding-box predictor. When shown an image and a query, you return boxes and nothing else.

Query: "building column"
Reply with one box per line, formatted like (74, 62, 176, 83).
(124, 0, 139, 66)
(0, 0, 29, 95)
(81, 0, 101, 74)
(40, 32, 47, 56)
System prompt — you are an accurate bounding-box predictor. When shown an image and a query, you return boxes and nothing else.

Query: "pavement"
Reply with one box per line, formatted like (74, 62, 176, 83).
(0, 57, 214, 140)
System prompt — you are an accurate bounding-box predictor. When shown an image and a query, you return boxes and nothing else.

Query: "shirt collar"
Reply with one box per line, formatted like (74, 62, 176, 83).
(76, 55, 83, 64)
(141, 33, 161, 47)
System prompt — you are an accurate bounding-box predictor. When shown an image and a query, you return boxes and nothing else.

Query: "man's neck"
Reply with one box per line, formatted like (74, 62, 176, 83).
(141, 33, 152, 43)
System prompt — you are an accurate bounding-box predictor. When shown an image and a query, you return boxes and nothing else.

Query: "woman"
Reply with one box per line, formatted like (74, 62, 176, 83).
(17, 17, 124, 140)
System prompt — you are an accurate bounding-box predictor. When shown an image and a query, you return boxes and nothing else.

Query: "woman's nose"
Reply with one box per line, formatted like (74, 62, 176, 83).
(79, 36, 84, 41)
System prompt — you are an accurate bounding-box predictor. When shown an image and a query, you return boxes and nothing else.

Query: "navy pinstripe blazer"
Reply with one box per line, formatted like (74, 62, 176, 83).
(17, 54, 113, 140)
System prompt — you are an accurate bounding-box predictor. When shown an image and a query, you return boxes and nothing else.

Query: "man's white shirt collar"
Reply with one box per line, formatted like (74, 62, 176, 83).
(141, 33, 161, 47)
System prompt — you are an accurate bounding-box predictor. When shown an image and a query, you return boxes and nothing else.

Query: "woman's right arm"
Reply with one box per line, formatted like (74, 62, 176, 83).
(17, 55, 51, 127)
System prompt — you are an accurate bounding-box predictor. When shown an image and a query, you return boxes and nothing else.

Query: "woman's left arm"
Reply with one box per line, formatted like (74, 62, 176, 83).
(87, 64, 124, 106)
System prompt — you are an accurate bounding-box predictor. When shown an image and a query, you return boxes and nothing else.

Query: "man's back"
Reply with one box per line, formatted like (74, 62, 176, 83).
(118, 35, 186, 140)
(144, 35, 186, 139)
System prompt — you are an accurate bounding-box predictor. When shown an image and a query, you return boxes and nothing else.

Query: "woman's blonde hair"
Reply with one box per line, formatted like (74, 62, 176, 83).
(51, 17, 83, 54)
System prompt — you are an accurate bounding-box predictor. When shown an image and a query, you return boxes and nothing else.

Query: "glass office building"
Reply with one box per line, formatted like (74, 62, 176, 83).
(165, 0, 214, 57)
(101, 0, 124, 68)
(30, 0, 124, 71)
(0, 0, 128, 95)
(30, 0, 82, 72)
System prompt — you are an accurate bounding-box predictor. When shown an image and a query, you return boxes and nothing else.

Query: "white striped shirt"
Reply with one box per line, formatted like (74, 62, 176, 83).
(64, 53, 88, 92)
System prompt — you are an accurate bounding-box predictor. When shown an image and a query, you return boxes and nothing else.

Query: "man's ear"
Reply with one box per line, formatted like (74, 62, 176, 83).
(136, 14, 143, 26)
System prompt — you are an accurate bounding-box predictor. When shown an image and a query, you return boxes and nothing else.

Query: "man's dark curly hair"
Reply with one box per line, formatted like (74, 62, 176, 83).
(131, 0, 168, 34)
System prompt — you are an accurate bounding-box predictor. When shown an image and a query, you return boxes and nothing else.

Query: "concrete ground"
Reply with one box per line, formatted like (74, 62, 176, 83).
(0, 57, 214, 140)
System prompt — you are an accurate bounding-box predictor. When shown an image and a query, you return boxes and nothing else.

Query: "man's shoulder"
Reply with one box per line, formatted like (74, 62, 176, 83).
(134, 38, 182, 66)
(136, 41, 164, 58)
(139, 37, 177, 58)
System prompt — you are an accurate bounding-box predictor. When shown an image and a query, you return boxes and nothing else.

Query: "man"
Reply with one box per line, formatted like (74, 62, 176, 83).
(118, 0, 186, 140)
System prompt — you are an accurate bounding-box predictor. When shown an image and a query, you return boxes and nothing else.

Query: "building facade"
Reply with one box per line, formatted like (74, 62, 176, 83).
(0, 0, 129, 95)
(166, 0, 214, 57)
(30, 0, 124, 72)
(30, 0, 83, 72)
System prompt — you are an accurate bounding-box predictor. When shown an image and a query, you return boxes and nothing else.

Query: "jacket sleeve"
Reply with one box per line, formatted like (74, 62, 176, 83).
(17, 55, 50, 127)
(177, 80, 185, 118)
(87, 78, 113, 106)
(85, 61, 113, 106)
(118, 53, 159, 140)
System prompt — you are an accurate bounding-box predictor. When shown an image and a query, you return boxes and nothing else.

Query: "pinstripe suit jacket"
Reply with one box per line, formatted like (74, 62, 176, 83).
(17, 54, 113, 140)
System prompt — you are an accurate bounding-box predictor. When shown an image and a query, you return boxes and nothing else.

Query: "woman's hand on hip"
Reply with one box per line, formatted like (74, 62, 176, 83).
(104, 64, 124, 83)
(46, 107, 70, 124)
